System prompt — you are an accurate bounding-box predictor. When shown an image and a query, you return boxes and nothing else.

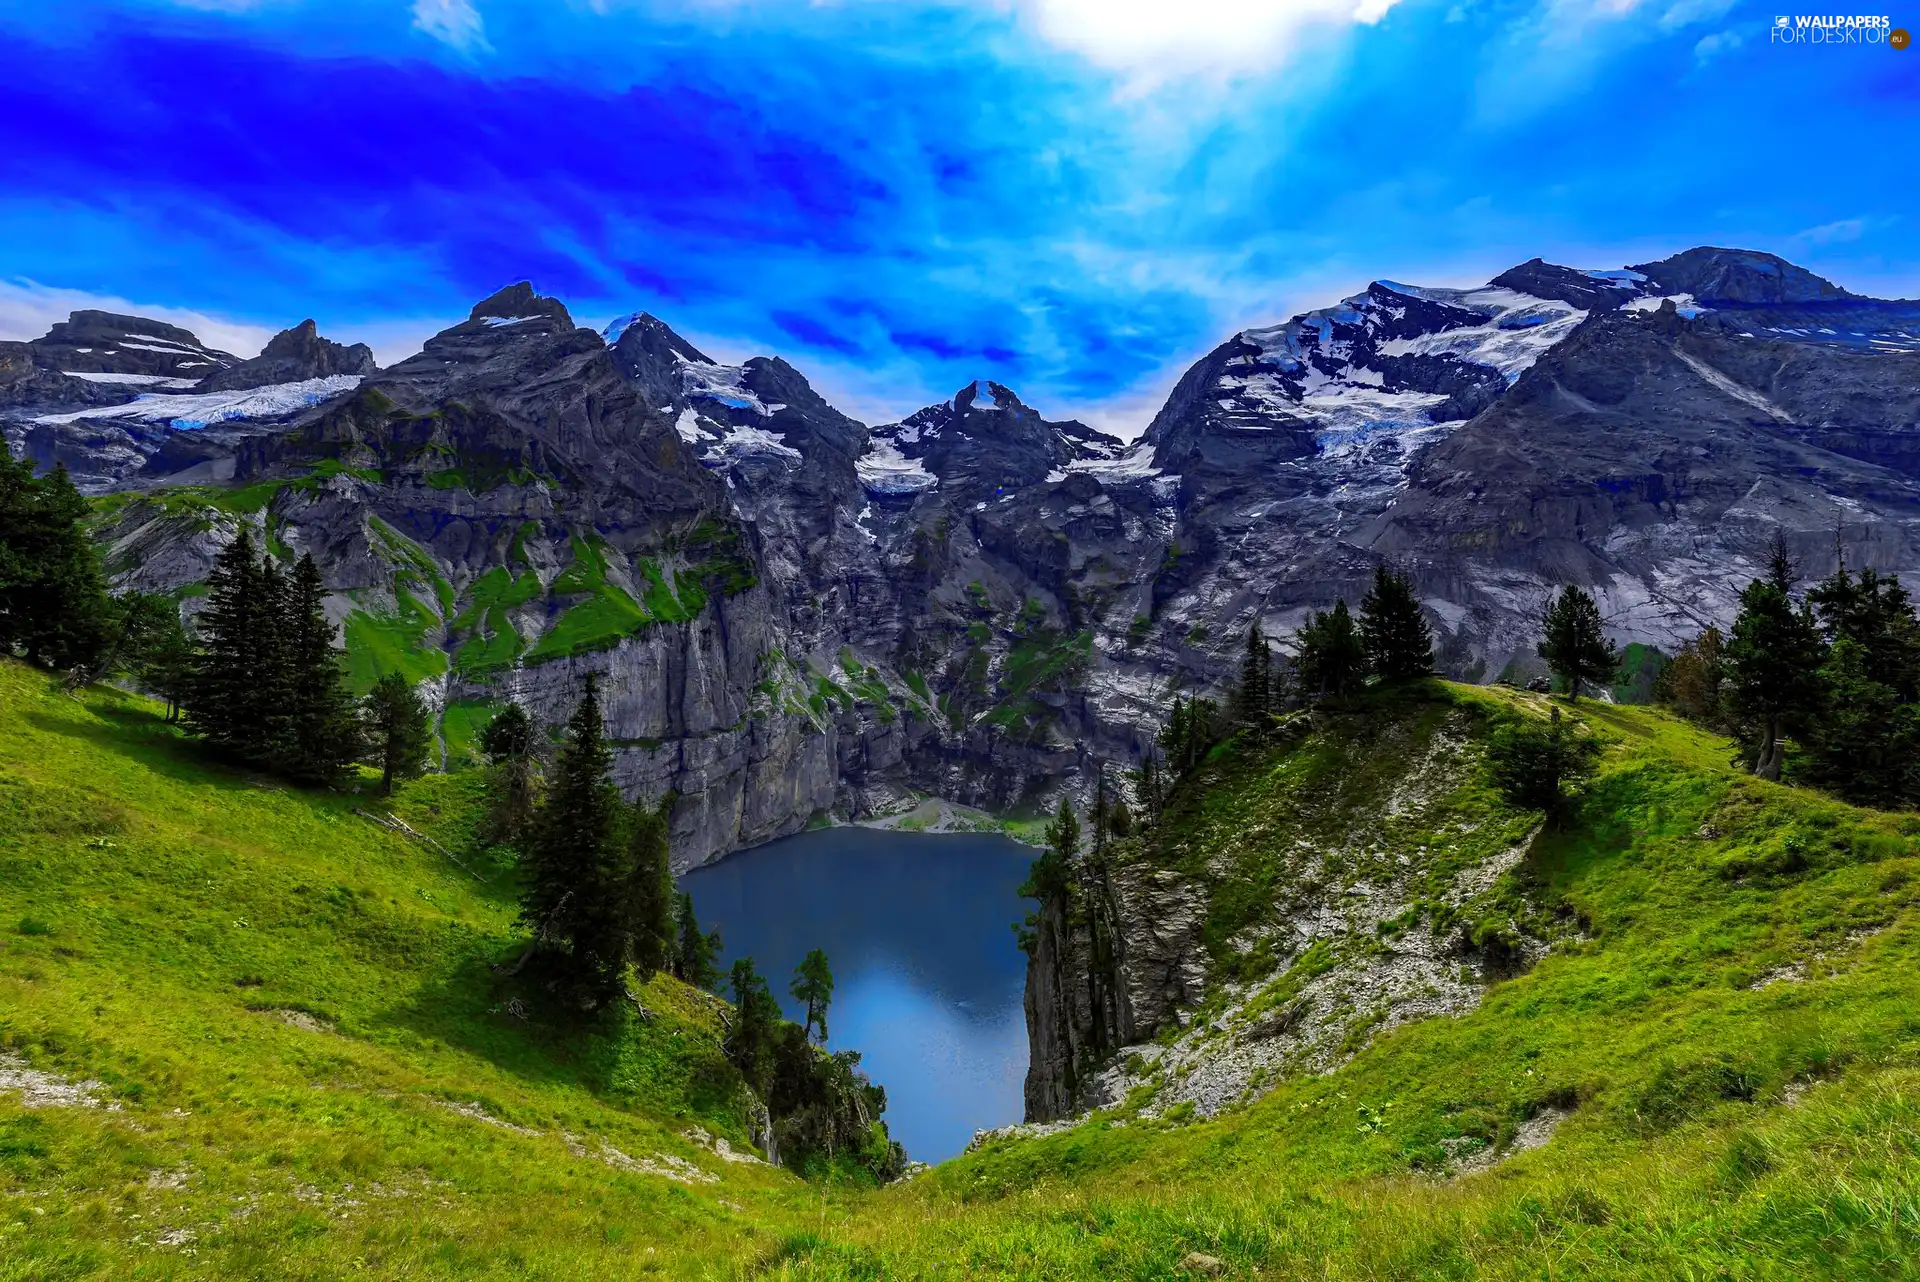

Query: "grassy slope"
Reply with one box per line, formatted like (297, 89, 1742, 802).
(7, 668, 1919, 1279)
(778, 684, 1920, 1279)
(0, 662, 830, 1280)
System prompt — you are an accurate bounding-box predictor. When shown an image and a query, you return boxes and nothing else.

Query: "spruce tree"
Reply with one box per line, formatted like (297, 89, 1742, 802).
(1724, 541, 1825, 780)
(1485, 706, 1603, 820)
(361, 672, 431, 796)
(135, 604, 198, 723)
(479, 702, 541, 848)
(255, 557, 296, 767)
(726, 957, 780, 1096)
(1801, 560, 1920, 806)
(520, 675, 629, 1008)
(1537, 586, 1618, 701)
(1233, 622, 1273, 727)
(673, 892, 722, 991)
(625, 798, 676, 978)
(1360, 563, 1435, 681)
(1297, 600, 1365, 699)
(281, 554, 359, 785)
(1808, 565, 1920, 701)
(790, 948, 835, 1045)
(187, 530, 268, 759)
(1800, 638, 1920, 807)
(0, 447, 111, 671)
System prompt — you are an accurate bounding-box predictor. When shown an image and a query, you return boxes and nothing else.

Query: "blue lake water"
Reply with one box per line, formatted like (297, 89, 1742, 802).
(680, 825, 1035, 1164)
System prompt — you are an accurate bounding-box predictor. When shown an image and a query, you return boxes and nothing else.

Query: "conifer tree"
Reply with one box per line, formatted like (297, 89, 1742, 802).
(1801, 559, 1920, 806)
(520, 675, 629, 1008)
(1485, 706, 1603, 820)
(0, 447, 111, 671)
(790, 948, 835, 1045)
(1297, 600, 1365, 699)
(255, 557, 295, 766)
(361, 672, 431, 796)
(1233, 622, 1273, 727)
(625, 797, 676, 978)
(1808, 564, 1920, 701)
(726, 957, 780, 1096)
(135, 604, 198, 723)
(673, 892, 722, 991)
(1537, 586, 1618, 702)
(188, 530, 270, 760)
(281, 554, 359, 785)
(1724, 541, 1825, 780)
(479, 702, 541, 848)
(1359, 563, 1435, 681)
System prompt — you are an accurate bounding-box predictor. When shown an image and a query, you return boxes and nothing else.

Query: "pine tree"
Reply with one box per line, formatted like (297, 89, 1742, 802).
(361, 672, 430, 796)
(726, 957, 780, 1096)
(187, 530, 269, 760)
(673, 892, 722, 991)
(1537, 586, 1618, 701)
(1359, 563, 1435, 682)
(520, 675, 629, 1008)
(1808, 564, 1920, 702)
(0, 447, 111, 671)
(1724, 541, 1825, 780)
(1233, 622, 1273, 728)
(1800, 638, 1920, 807)
(790, 948, 835, 1045)
(1485, 706, 1603, 820)
(625, 797, 676, 978)
(479, 703, 541, 848)
(1800, 559, 1920, 806)
(281, 554, 359, 786)
(1297, 600, 1365, 699)
(135, 604, 198, 723)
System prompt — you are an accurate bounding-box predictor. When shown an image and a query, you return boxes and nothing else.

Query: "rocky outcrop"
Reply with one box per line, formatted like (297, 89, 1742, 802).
(1023, 698, 1565, 1125)
(195, 320, 375, 391)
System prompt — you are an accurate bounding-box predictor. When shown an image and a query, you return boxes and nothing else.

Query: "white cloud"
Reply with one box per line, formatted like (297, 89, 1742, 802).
(0, 279, 276, 360)
(1793, 217, 1867, 246)
(1691, 28, 1741, 62)
(1006, 0, 1402, 72)
(413, 0, 491, 52)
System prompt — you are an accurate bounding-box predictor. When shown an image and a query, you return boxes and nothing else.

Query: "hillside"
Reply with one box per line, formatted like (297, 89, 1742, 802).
(0, 660, 826, 1279)
(5, 664, 1920, 1279)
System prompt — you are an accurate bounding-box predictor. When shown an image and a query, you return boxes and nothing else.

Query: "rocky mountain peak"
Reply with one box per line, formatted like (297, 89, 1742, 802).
(467, 281, 575, 327)
(27, 309, 238, 380)
(603, 311, 709, 360)
(1487, 259, 1650, 311)
(195, 319, 376, 393)
(1629, 246, 1856, 305)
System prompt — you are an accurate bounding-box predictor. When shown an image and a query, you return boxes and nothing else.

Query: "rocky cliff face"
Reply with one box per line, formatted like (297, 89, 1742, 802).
(10, 247, 1920, 873)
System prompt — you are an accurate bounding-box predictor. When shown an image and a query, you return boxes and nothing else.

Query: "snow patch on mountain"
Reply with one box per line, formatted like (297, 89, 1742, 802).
(64, 371, 200, 389)
(856, 434, 939, 495)
(33, 375, 363, 430)
(681, 361, 782, 418)
(1373, 289, 1587, 382)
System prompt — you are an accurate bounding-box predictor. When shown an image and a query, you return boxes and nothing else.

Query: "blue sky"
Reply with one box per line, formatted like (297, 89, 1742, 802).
(0, 0, 1912, 432)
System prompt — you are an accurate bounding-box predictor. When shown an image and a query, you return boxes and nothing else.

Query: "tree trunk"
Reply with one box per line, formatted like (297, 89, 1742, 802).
(1753, 718, 1783, 781)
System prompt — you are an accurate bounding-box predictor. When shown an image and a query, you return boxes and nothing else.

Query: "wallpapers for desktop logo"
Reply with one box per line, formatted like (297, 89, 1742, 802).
(1770, 13, 1909, 44)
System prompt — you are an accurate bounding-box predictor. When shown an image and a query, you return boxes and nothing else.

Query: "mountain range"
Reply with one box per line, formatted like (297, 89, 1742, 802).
(7, 246, 1918, 867)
